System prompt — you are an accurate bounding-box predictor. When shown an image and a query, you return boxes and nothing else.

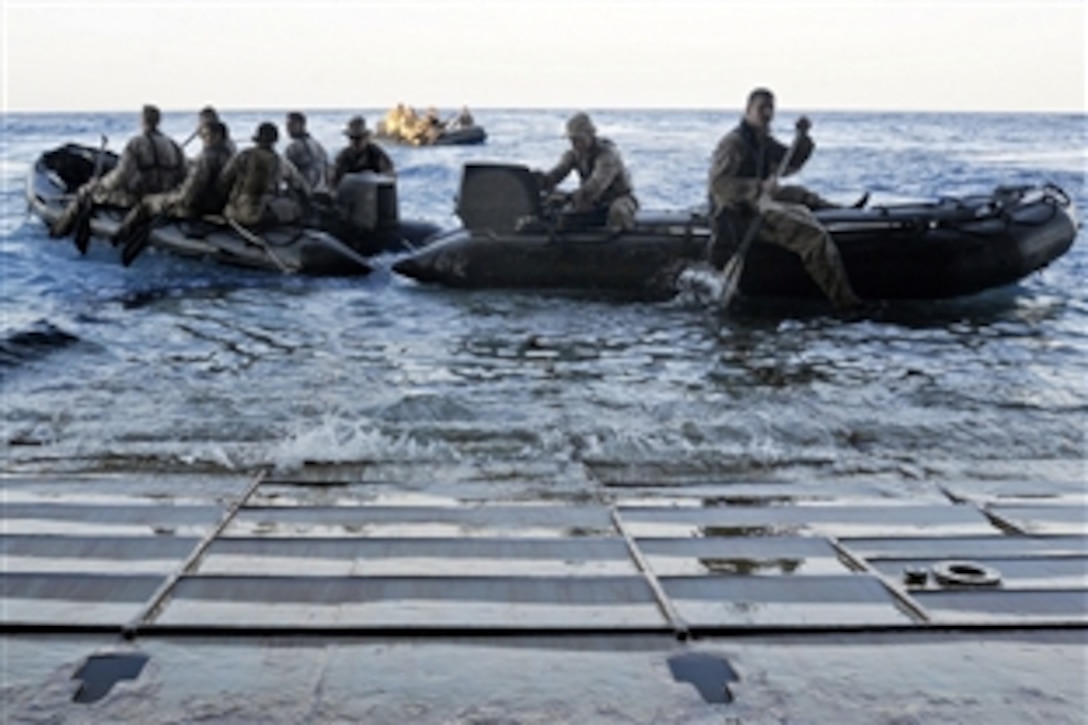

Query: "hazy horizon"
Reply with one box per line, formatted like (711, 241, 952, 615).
(4, 0, 1085, 115)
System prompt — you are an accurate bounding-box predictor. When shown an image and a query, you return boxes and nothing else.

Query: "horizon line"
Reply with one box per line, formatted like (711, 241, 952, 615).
(4, 105, 1085, 117)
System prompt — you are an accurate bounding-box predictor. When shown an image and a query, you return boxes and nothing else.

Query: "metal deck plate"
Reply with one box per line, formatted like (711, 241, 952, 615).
(3, 473, 1085, 634)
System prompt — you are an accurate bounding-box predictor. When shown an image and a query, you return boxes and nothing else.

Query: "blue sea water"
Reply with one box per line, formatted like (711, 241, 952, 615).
(1, 108, 1085, 485)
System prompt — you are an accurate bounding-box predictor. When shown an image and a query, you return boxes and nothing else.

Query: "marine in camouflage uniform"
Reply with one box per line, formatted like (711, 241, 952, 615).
(190, 106, 237, 155)
(708, 88, 862, 309)
(538, 112, 638, 231)
(284, 111, 330, 192)
(112, 120, 235, 242)
(51, 104, 186, 237)
(331, 116, 395, 187)
(216, 122, 311, 227)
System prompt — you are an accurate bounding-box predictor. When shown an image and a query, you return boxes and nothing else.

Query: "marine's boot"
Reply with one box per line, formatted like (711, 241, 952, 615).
(850, 191, 870, 209)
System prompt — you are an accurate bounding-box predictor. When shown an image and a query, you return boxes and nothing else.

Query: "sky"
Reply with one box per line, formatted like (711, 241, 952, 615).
(3, 0, 1085, 114)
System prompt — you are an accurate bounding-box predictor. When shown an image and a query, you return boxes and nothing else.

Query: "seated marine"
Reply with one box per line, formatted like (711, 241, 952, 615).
(284, 111, 330, 193)
(112, 120, 234, 245)
(52, 104, 186, 240)
(216, 122, 312, 227)
(534, 112, 638, 231)
(331, 116, 396, 187)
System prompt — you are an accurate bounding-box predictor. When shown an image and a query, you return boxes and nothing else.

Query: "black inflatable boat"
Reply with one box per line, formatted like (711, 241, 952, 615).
(392, 163, 1079, 301)
(26, 143, 441, 273)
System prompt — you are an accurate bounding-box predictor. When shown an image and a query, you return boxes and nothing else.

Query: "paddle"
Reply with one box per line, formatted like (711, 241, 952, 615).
(181, 126, 201, 148)
(72, 134, 109, 254)
(225, 217, 297, 273)
(715, 133, 801, 308)
(119, 213, 165, 267)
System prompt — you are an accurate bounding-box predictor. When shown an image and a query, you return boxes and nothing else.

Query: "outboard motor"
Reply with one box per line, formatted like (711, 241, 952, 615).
(456, 163, 543, 232)
(335, 172, 399, 231)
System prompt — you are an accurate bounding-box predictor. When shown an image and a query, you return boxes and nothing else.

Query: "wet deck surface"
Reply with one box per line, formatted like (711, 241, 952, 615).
(3, 472, 1084, 634)
(2, 472, 1085, 722)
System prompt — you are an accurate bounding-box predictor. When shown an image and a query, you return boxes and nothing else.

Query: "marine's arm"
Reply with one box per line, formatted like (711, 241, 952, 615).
(215, 152, 242, 200)
(374, 145, 395, 176)
(708, 133, 761, 212)
(770, 117, 815, 177)
(572, 146, 622, 207)
(330, 149, 350, 187)
(96, 138, 140, 193)
(539, 150, 576, 191)
(280, 157, 312, 197)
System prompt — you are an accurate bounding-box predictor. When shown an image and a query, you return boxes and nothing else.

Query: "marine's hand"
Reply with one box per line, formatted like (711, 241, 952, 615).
(795, 116, 812, 136)
(531, 170, 550, 191)
(570, 189, 591, 212)
(543, 190, 570, 211)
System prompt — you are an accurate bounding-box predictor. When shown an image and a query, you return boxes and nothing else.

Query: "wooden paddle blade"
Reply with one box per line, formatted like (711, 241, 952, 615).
(120, 224, 153, 267)
(716, 255, 744, 308)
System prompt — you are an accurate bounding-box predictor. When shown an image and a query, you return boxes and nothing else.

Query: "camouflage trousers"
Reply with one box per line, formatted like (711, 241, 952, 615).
(758, 199, 861, 308)
(113, 190, 187, 242)
(772, 184, 839, 211)
(606, 194, 638, 231)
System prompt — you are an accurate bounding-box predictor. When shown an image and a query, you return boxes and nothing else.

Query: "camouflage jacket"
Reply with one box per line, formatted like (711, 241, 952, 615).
(285, 134, 330, 192)
(169, 141, 234, 217)
(99, 130, 186, 198)
(542, 138, 635, 208)
(331, 143, 395, 186)
(707, 120, 814, 213)
(217, 147, 310, 226)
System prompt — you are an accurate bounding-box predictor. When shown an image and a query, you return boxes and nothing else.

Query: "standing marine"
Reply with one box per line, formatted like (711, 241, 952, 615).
(536, 112, 638, 231)
(707, 87, 863, 309)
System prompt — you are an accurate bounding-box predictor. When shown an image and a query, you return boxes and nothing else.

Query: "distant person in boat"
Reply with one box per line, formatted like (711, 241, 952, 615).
(112, 120, 235, 244)
(455, 106, 475, 128)
(417, 107, 446, 145)
(284, 111, 330, 193)
(380, 103, 408, 138)
(331, 116, 395, 187)
(535, 111, 638, 231)
(217, 121, 312, 227)
(707, 87, 863, 309)
(51, 104, 186, 237)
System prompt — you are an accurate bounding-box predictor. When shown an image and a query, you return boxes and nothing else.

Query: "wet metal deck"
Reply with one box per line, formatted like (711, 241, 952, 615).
(2, 473, 1085, 637)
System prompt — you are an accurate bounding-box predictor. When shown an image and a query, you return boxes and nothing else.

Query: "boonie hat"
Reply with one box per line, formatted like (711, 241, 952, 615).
(344, 116, 370, 139)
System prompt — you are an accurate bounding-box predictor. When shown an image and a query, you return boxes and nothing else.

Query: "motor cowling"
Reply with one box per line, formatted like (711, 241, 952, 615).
(456, 163, 543, 232)
(335, 172, 399, 231)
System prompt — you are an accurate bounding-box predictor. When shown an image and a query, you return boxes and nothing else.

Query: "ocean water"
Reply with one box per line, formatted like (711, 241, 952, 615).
(1, 108, 1085, 486)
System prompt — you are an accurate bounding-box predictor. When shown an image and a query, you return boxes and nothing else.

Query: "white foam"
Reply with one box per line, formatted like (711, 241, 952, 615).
(268, 417, 457, 473)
